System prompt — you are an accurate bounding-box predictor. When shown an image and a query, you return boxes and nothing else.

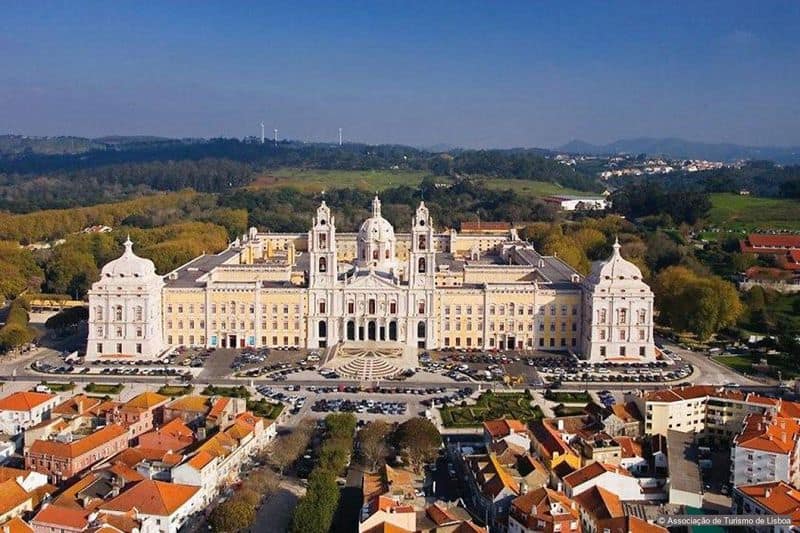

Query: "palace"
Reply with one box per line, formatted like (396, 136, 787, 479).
(85, 197, 655, 362)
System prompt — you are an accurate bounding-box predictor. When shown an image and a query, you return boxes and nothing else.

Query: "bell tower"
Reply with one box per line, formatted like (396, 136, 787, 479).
(408, 202, 435, 288)
(309, 201, 337, 288)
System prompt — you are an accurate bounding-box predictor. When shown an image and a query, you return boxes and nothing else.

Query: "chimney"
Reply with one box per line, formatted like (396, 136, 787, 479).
(558, 420, 564, 431)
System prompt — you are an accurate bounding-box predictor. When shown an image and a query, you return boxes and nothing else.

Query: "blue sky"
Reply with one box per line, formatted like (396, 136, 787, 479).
(1, 1, 799, 147)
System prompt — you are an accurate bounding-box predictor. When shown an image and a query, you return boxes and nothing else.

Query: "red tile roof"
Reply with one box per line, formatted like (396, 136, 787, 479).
(28, 423, 128, 459)
(747, 234, 800, 249)
(574, 485, 624, 520)
(734, 414, 800, 455)
(101, 479, 198, 516)
(737, 481, 800, 525)
(483, 419, 528, 440)
(32, 504, 90, 530)
(460, 221, 511, 232)
(0, 391, 55, 412)
(0, 516, 34, 533)
(511, 487, 580, 529)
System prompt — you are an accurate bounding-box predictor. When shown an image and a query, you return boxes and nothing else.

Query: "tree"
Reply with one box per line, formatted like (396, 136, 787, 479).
(209, 498, 256, 532)
(394, 418, 442, 471)
(654, 266, 743, 340)
(358, 421, 392, 470)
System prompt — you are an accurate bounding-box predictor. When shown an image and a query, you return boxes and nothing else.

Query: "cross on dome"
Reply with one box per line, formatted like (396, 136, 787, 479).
(372, 196, 382, 217)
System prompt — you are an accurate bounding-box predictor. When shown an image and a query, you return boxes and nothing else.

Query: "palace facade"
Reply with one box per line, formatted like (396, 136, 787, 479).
(86, 197, 655, 362)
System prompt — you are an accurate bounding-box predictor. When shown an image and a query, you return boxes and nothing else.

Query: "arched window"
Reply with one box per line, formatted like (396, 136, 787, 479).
(385, 249, 390, 259)
(115, 306, 123, 321)
(418, 257, 426, 273)
(319, 233, 327, 249)
(418, 235, 426, 250)
(319, 257, 327, 273)
(417, 321, 426, 338)
(318, 320, 327, 338)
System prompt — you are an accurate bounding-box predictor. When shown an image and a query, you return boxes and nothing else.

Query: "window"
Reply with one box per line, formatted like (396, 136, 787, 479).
(638, 309, 647, 324)
(619, 309, 628, 324)
(600, 330, 606, 340)
(116, 343, 123, 353)
(639, 346, 646, 357)
(136, 343, 142, 354)
(619, 330, 626, 341)
(319, 257, 327, 272)
(116, 326, 123, 337)
(114, 306, 123, 321)
(418, 234, 426, 249)
(136, 327, 142, 337)
(369, 299, 376, 314)
(348, 301, 355, 314)
(319, 301, 326, 314)
(418, 257, 426, 273)
(639, 329, 646, 340)
(418, 301, 425, 314)
(372, 249, 379, 260)
(600, 346, 606, 357)
(620, 346, 626, 357)
(96, 343, 103, 354)
(95, 306, 103, 320)
(178, 305, 183, 313)
(389, 302, 397, 314)
(319, 233, 327, 249)
(599, 309, 607, 323)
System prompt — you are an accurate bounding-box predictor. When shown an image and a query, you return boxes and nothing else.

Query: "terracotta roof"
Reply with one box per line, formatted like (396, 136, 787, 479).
(615, 436, 644, 458)
(747, 234, 800, 249)
(777, 400, 800, 420)
(0, 479, 32, 516)
(186, 451, 216, 470)
(138, 418, 194, 453)
(197, 431, 237, 459)
(0, 517, 34, 533)
(101, 479, 198, 516)
(362, 472, 386, 503)
(734, 414, 800, 455)
(530, 420, 571, 458)
(483, 419, 528, 439)
(53, 395, 103, 417)
(361, 523, 414, 533)
(0, 391, 55, 412)
(28, 424, 128, 459)
(426, 502, 460, 526)
(207, 397, 230, 420)
(385, 465, 414, 492)
(552, 461, 576, 479)
(166, 395, 209, 413)
(113, 448, 146, 469)
(121, 392, 168, 412)
(511, 487, 580, 528)
(473, 454, 519, 499)
(628, 516, 670, 533)
(32, 504, 90, 530)
(745, 266, 794, 281)
(645, 385, 745, 403)
(563, 462, 629, 489)
(574, 485, 623, 520)
(0, 467, 35, 484)
(737, 481, 800, 525)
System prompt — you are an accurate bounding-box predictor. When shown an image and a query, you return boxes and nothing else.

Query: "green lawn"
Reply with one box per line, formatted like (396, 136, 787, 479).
(157, 384, 194, 397)
(714, 353, 800, 379)
(202, 384, 251, 399)
(247, 167, 429, 193)
(84, 382, 124, 395)
(439, 391, 543, 428)
(247, 399, 284, 420)
(707, 193, 800, 231)
(481, 178, 596, 198)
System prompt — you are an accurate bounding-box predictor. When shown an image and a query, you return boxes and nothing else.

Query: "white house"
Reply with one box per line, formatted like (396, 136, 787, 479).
(0, 391, 59, 436)
(563, 462, 665, 501)
(732, 414, 800, 487)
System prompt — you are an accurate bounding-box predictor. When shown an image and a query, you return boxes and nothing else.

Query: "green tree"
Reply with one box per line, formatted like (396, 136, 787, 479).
(393, 418, 442, 472)
(209, 498, 256, 532)
(358, 421, 392, 470)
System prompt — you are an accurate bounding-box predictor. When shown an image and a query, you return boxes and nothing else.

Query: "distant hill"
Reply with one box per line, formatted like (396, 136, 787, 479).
(0, 135, 107, 156)
(558, 137, 800, 165)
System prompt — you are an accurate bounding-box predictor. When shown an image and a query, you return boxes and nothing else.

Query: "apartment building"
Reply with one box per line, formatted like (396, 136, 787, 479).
(731, 414, 800, 487)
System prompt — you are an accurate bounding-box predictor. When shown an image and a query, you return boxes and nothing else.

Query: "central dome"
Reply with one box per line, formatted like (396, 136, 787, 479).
(356, 196, 397, 272)
(100, 237, 158, 279)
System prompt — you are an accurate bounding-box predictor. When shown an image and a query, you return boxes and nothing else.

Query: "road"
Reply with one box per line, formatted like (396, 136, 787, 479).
(250, 477, 304, 533)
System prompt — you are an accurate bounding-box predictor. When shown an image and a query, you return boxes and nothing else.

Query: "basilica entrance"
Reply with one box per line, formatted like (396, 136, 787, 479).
(346, 320, 356, 341)
(367, 320, 377, 341)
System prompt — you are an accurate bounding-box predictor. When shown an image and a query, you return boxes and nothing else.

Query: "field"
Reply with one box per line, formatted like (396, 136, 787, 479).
(481, 178, 596, 198)
(714, 353, 800, 379)
(707, 193, 800, 231)
(439, 391, 543, 428)
(247, 167, 591, 200)
(247, 168, 428, 193)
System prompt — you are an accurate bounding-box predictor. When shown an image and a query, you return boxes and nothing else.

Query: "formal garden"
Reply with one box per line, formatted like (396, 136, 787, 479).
(439, 390, 543, 428)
